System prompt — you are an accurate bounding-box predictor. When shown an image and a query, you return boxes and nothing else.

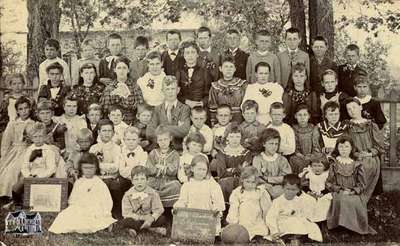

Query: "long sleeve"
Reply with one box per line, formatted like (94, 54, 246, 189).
(150, 192, 165, 220)
(173, 183, 189, 208)
(36, 148, 57, 178)
(208, 85, 218, 125)
(119, 151, 148, 179)
(371, 100, 387, 129)
(226, 188, 240, 224)
(353, 163, 366, 195)
(146, 108, 160, 140)
(210, 179, 225, 212)
(96, 178, 114, 215)
(167, 105, 191, 138)
(202, 69, 213, 106)
(245, 55, 253, 83)
(268, 157, 292, 184)
(312, 126, 322, 154)
(370, 122, 385, 156)
(0, 121, 14, 156)
(213, 152, 227, 178)
(260, 189, 272, 219)
(252, 155, 264, 178)
(273, 55, 281, 84)
(326, 164, 340, 192)
(145, 151, 158, 176)
(165, 152, 180, 177)
(280, 125, 296, 155)
(265, 199, 280, 235)
(21, 148, 32, 177)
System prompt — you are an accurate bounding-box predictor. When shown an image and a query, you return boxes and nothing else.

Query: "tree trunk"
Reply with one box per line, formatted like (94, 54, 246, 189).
(287, 0, 307, 52)
(308, 0, 334, 60)
(26, 0, 61, 89)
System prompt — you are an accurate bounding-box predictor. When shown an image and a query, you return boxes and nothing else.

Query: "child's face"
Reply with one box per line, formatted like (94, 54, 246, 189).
(64, 100, 78, 117)
(243, 108, 257, 124)
(157, 132, 171, 150)
(48, 68, 62, 87)
(292, 70, 307, 89)
(147, 58, 162, 76)
(216, 108, 232, 126)
(191, 111, 207, 129)
(325, 108, 340, 125)
(124, 132, 139, 151)
(338, 141, 352, 158)
(226, 33, 240, 50)
(44, 45, 58, 59)
(242, 175, 257, 191)
(10, 77, 24, 93)
(187, 141, 203, 154)
(263, 138, 279, 155)
(255, 35, 271, 52)
(135, 45, 148, 60)
(87, 110, 101, 124)
(295, 109, 310, 127)
(114, 62, 129, 79)
(99, 125, 114, 143)
(108, 38, 122, 56)
(197, 31, 211, 49)
(354, 83, 369, 98)
(17, 102, 31, 120)
(346, 102, 362, 119)
(256, 66, 270, 84)
(285, 33, 301, 50)
(77, 137, 92, 151)
(38, 109, 53, 125)
(192, 161, 208, 181)
(220, 62, 236, 80)
(312, 40, 327, 58)
(162, 83, 179, 102)
(81, 45, 96, 59)
(226, 132, 242, 148)
(166, 33, 181, 51)
(31, 131, 45, 146)
(132, 173, 147, 192)
(311, 162, 325, 175)
(109, 110, 123, 125)
(81, 163, 96, 179)
(183, 46, 199, 65)
(345, 49, 359, 65)
(138, 110, 152, 125)
(270, 108, 285, 126)
(322, 74, 337, 93)
(81, 68, 96, 84)
(284, 183, 300, 200)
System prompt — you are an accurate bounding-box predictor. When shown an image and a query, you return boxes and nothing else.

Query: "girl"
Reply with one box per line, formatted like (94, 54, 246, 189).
(326, 136, 376, 234)
(210, 124, 252, 202)
(289, 104, 321, 175)
(253, 128, 292, 199)
(226, 166, 271, 241)
(71, 62, 105, 115)
(178, 132, 207, 183)
(0, 96, 34, 198)
(283, 63, 319, 125)
(49, 153, 116, 233)
(100, 57, 144, 125)
(345, 97, 383, 201)
(174, 154, 225, 235)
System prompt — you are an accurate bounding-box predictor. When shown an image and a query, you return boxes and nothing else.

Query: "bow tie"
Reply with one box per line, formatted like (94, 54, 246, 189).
(127, 152, 135, 158)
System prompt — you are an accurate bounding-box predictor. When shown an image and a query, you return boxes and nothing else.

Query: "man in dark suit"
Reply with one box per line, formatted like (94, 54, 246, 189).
(161, 30, 184, 76)
(338, 44, 367, 97)
(219, 29, 249, 80)
(196, 26, 220, 82)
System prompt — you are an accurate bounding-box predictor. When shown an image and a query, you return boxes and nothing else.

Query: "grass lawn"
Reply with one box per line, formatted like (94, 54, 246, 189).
(1, 191, 400, 246)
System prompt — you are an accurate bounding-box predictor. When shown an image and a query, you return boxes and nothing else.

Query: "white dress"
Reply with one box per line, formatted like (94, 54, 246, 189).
(137, 72, 166, 106)
(49, 176, 116, 234)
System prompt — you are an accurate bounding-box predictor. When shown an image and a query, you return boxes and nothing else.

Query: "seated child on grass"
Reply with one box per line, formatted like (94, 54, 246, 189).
(133, 103, 156, 152)
(211, 104, 232, 158)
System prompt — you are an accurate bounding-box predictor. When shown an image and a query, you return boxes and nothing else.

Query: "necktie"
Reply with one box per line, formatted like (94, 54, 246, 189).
(127, 152, 135, 158)
(166, 104, 173, 123)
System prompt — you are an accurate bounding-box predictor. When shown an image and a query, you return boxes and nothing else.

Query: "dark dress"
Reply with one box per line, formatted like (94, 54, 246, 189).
(161, 50, 184, 76)
(337, 64, 367, 97)
(358, 97, 387, 129)
(282, 88, 320, 125)
(44, 120, 67, 150)
(220, 48, 249, 80)
(71, 82, 105, 115)
(99, 55, 130, 81)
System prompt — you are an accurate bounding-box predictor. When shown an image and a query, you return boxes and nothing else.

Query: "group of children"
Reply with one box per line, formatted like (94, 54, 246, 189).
(0, 25, 387, 243)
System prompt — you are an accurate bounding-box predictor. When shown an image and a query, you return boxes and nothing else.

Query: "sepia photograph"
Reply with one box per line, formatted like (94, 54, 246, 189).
(0, 0, 399, 245)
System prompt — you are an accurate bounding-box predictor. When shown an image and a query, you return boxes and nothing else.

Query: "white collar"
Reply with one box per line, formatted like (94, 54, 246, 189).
(229, 48, 238, 54)
(199, 47, 211, 53)
(350, 118, 368, 124)
(355, 95, 372, 105)
(261, 152, 279, 161)
(165, 100, 178, 109)
(257, 50, 270, 56)
(336, 156, 353, 165)
(168, 49, 179, 56)
(288, 48, 298, 53)
(123, 145, 143, 154)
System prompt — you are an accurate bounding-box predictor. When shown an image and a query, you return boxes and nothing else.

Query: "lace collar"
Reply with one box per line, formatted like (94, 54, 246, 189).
(223, 145, 247, 157)
(261, 152, 279, 161)
(336, 156, 353, 165)
(355, 95, 372, 105)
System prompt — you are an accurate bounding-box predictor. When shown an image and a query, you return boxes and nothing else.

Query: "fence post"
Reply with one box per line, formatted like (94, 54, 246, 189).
(389, 90, 398, 166)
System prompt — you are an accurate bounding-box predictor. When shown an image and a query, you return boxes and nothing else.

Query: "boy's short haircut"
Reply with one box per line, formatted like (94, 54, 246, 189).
(259, 128, 281, 146)
(77, 128, 94, 142)
(26, 122, 46, 137)
(294, 103, 310, 115)
(162, 75, 178, 89)
(254, 29, 271, 39)
(353, 74, 369, 86)
(221, 55, 236, 66)
(81, 38, 95, 48)
(36, 99, 54, 112)
(185, 132, 206, 147)
(63, 93, 79, 106)
(255, 62, 271, 73)
(137, 103, 154, 115)
(134, 36, 149, 49)
(181, 40, 200, 54)
(166, 29, 182, 40)
(146, 50, 161, 61)
(45, 38, 60, 50)
(78, 152, 100, 176)
(322, 69, 337, 81)
(131, 165, 149, 179)
(292, 62, 307, 75)
(283, 174, 301, 187)
(46, 62, 64, 74)
(323, 101, 340, 115)
(241, 99, 259, 113)
(124, 126, 140, 138)
(97, 118, 114, 131)
(108, 105, 123, 115)
(107, 33, 123, 45)
(269, 101, 285, 113)
(191, 106, 207, 116)
(285, 27, 300, 38)
(240, 166, 259, 181)
(87, 103, 102, 113)
(345, 44, 360, 55)
(343, 97, 362, 107)
(226, 29, 240, 35)
(312, 36, 328, 46)
(155, 124, 170, 136)
(217, 104, 232, 112)
(9, 73, 26, 86)
(197, 26, 211, 37)
(310, 153, 330, 170)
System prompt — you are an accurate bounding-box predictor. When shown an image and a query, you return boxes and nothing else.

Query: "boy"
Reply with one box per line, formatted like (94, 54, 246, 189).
(176, 41, 212, 108)
(196, 26, 220, 81)
(186, 106, 213, 154)
(161, 30, 184, 76)
(146, 76, 191, 152)
(277, 27, 310, 89)
(129, 36, 149, 83)
(353, 75, 386, 129)
(89, 119, 124, 219)
(266, 102, 295, 156)
(38, 62, 71, 116)
(71, 39, 100, 85)
(114, 166, 168, 237)
(242, 62, 284, 125)
(220, 29, 249, 80)
(317, 101, 348, 155)
(211, 104, 232, 157)
(246, 29, 280, 83)
(309, 36, 337, 93)
(86, 103, 102, 143)
(338, 44, 367, 97)
(99, 33, 129, 84)
(133, 103, 156, 152)
(137, 51, 166, 107)
(239, 100, 266, 154)
(38, 39, 71, 88)
(108, 106, 128, 146)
